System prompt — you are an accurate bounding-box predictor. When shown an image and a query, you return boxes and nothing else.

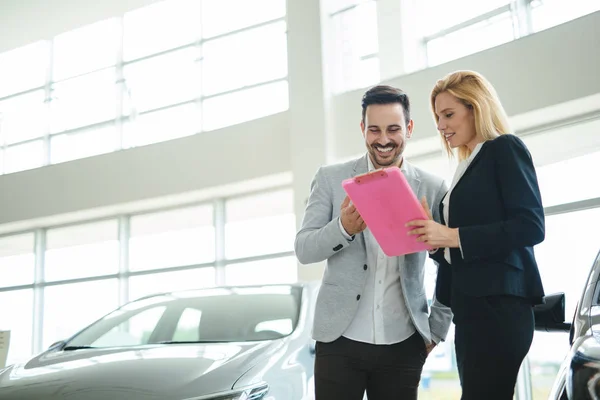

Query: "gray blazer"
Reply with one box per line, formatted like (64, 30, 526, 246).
(295, 155, 453, 344)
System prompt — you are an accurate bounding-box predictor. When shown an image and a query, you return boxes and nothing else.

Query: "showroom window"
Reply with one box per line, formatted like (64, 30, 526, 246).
(328, 0, 380, 93)
(417, 0, 600, 67)
(0, 187, 295, 360)
(45, 220, 120, 282)
(0, 0, 289, 175)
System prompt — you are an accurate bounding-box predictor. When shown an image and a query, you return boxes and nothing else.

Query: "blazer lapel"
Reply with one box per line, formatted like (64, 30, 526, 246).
(449, 141, 489, 194)
(403, 161, 422, 199)
(352, 154, 369, 177)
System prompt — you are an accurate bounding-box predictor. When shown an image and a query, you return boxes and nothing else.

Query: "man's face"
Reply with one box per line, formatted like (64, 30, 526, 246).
(361, 103, 413, 169)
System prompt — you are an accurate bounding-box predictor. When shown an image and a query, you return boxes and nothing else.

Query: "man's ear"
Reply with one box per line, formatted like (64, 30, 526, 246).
(360, 120, 366, 138)
(406, 119, 414, 139)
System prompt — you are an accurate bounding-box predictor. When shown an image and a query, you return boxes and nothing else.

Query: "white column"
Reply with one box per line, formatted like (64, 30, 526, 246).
(377, 0, 427, 78)
(287, 0, 332, 282)
(376, 0, 405, 80)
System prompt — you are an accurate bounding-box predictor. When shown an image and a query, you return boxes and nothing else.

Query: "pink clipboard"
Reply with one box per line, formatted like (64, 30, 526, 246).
(342, 166, 432, 256)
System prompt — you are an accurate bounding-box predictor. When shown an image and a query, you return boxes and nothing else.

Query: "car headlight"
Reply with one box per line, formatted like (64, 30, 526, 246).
(183, 383, 269, 400)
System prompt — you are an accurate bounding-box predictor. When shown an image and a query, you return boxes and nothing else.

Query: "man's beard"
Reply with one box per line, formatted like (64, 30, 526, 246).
(369, 143, 403, 168)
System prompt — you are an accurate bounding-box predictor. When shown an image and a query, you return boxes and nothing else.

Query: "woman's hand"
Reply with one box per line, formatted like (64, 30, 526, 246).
(406, 197, 460, 249)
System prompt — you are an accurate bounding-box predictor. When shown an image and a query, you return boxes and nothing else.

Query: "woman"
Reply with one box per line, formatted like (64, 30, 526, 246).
(406, 70, 545, 399)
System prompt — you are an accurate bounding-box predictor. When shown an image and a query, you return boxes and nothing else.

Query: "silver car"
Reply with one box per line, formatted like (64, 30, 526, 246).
(0, 283, 320, 400)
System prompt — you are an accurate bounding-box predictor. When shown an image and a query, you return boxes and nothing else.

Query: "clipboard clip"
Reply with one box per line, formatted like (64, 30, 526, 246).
(354, 168, 388, 184)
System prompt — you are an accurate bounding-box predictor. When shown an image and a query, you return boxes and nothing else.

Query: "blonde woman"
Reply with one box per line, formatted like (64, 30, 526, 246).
(406, 70, 545, 399)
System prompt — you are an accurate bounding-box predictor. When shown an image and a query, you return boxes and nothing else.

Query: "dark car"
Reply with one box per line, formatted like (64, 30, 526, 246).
(535, 249, 600, 399)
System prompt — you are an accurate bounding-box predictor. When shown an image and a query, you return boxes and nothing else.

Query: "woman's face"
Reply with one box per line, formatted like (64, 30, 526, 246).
(434, 91, 479, 150)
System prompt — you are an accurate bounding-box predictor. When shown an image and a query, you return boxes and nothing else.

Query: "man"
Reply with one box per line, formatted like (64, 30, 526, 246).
(295, 85, 452, 400)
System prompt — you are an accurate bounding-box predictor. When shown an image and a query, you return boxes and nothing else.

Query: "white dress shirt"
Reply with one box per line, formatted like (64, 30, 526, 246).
(442, 142, 484, 264)
(338, 156, 416, 345)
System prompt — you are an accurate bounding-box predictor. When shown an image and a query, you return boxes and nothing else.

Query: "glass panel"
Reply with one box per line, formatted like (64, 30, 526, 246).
(172, 308, 203, 341)
(4, 140, 44, 174)
(201, 0, 286, 38)
(225, 256, 297, 285)
(0, 90, 47, 145)
(67, 286, 302, 346)
(53, 18, 119, 81)
(0, 289, 33, 365)
(528, 208, 600, 398)
(426, 12, 514, 67)
(531, 0, 600, 33)
(123, 0, 202, 61)
(417, 0, 510, 37)
(202, 21, 287, 96)
(50, 69, 117, 133)
(357, 57, 380, 91)
(129, 205, 215, 271)
(202, 80, 288, 131)
(330, 1, 379, 93)
(91, 306, 167, 347)
(123, 47, 201, 114)
(0, 233, 35, 288)
(50, 125, 118, 164)
(128, 268, 216, 302)
(225, 189, 294, 260)
(419, 257, 461, 398)
(123, 103, 200, 148)
(45, 220, 119, 282)
(419, 325, 461, 399)
(43, 279, 119, 348)
(0, 41, 47, 98)
(536, 150, 600, 207)
(326, 0, 360, 14)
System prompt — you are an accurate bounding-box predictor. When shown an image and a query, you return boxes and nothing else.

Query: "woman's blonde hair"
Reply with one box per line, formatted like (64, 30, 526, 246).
(430, 70, 511, 161)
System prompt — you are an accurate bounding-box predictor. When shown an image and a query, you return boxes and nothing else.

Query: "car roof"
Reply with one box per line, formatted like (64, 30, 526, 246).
(130, 281, 320, 303)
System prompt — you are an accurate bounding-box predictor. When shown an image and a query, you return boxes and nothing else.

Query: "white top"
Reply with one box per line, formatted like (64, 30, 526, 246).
(338, 156, 415, 345)
(442, 142, 484, 264)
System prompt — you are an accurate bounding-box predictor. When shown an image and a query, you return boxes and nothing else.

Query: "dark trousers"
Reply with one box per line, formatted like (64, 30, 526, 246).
(453, 294, 534, 400)
(314, 332, 427, 400)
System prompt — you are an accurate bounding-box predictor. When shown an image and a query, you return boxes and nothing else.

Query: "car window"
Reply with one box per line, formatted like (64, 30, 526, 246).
(172, 308, 202, 342)
(91, 306, 166, 347)
(66, 286, 301, 347)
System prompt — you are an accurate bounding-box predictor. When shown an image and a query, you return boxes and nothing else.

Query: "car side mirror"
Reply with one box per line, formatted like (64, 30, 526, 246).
(534, 292, 571, 332)
(48, 340, 66, 351)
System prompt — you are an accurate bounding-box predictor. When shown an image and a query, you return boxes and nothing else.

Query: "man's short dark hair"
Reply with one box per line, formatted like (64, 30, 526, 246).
(361, 85, 411, 125)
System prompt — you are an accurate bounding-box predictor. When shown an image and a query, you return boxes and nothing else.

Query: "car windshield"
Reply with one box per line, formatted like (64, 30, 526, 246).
(65, 285, 302, 348)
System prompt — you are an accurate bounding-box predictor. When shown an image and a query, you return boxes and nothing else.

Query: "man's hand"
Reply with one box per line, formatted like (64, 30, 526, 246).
(340, 196, 366, 236)
(425, 342, 436, 355)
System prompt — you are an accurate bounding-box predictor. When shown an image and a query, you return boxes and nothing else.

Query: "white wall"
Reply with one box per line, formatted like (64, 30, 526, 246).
(0, 1, 598, 237)
(0, 113, 290, 231)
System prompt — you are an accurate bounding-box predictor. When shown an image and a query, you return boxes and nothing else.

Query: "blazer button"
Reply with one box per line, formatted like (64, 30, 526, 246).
(363, 264, 367, 270)
(356, 295, 361, 301)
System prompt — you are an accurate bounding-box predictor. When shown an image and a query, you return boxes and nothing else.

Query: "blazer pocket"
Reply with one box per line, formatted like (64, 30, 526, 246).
(503, 251, 524, 270)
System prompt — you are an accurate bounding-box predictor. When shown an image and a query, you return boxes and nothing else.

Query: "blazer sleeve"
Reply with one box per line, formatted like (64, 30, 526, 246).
(294, 167, 353, 264)
(458, 134, 545, 262)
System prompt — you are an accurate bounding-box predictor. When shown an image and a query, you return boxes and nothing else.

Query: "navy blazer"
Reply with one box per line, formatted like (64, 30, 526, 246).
(432, 134, 545, 307)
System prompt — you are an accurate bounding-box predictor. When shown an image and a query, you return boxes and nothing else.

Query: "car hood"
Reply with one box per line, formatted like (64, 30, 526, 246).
(0, 340, 283, 400)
